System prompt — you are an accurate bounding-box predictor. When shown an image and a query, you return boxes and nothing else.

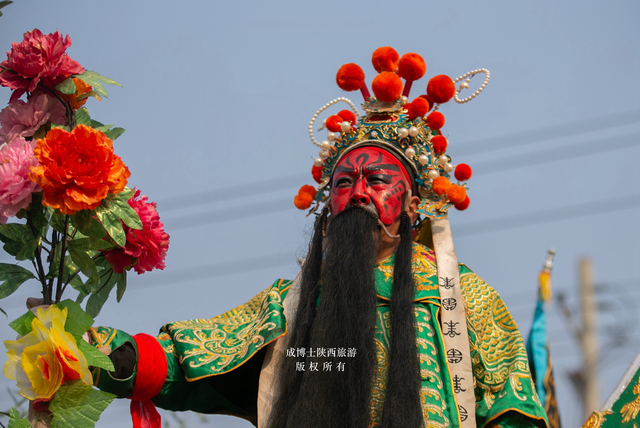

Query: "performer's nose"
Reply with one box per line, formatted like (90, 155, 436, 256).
(349, 181, 371, 206)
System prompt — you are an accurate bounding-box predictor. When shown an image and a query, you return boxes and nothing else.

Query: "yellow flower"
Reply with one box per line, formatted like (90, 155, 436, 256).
(3, 306, 92, 400)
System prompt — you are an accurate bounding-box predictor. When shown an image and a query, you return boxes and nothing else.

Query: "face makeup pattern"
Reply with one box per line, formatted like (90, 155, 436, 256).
(330, 148, 411, 226)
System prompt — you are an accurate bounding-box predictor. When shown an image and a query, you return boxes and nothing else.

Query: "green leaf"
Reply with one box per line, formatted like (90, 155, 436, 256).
(69, 237, 112, 252)
(75, 70, 122, 98)
(73, 210, 92, 234)
(75, 107, 91, 126)
(76, 338, 114, 371)
(57, 300, 93, 336)
(104, 127, 125, 141)
(8, 408, 31, 428)
(50, 211, 68, 234)
(0, 223, 31, 242)
(94, 189, 141, 247)
(68, 244, 99, 285)
(85, 268, 119, 318)
(0, 264, 35, 299)
(89, 119, 104, 128)
(116, 273, 126, 302)
(15, 238, 37, 261)
(55, 77, 77, 95)
(32, 124, 47, 140)
(76, 90, 101, 103)
(8, 310, 35, 336)
(49, 380, 115, 428)
(51, 123, 71, 132)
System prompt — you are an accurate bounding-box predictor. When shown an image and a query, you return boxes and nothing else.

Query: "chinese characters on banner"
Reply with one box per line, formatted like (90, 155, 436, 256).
(286, 347, 357, 372)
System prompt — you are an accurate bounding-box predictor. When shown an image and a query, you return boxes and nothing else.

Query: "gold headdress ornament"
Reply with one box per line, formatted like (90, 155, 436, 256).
(294, 46, 489, 222)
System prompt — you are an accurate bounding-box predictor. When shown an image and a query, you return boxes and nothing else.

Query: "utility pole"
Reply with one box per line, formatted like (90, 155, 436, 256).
(580, 257, 600, 419)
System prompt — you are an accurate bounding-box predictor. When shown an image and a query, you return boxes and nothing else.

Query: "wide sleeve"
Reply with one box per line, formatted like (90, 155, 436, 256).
(458, 265, 549, 428)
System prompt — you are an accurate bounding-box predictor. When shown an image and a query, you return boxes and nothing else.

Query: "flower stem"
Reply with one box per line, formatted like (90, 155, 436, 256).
(37, 84, 75, 129)
(55, 215, 69, 303)
(26, 208, 50, 304)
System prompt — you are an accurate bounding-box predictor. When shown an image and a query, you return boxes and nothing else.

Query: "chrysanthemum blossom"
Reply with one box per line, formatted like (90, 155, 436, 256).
(3, 306, 92, 401)
(0, 29, 85, 102)
(0, 92, 66, 143)
(104, 189, 169, 275)
(0, 137, 40, 223)
(29, 124, 130, 215)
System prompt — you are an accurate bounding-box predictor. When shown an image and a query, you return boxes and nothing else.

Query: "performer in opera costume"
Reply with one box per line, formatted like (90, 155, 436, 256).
(87, 48, 550, 428)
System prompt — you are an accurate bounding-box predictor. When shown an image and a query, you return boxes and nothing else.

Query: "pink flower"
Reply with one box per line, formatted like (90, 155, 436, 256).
(104, 190, 169, 274)
(0, 137, 41, 223)
(0, 29, 85, 102)
(0, 92, 67, 143)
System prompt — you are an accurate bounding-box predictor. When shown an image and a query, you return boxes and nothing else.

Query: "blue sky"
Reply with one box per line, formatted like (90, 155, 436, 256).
(1, 1, 639, 426)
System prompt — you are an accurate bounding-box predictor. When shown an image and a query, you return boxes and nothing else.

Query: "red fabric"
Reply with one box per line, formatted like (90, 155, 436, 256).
(129, 333, 168, 428)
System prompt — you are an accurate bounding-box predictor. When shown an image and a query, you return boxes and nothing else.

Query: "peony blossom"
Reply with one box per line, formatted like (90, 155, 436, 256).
(104, 189, 169, 274)
(0, 137, 41, 223)
(29, 124, 130, 215)
(3, 306, 92, 401)
(0, 92, 67, 143)
(0, 29, 85, 102)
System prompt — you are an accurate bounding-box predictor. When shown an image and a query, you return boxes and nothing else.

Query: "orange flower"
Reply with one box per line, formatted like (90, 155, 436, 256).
(29, 125, 130, 214)
(58, 78, 98, 110)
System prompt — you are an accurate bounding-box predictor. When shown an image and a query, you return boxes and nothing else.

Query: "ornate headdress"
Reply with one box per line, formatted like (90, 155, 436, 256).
(294, 46, 489, 221)
(294, 46, 491, 428)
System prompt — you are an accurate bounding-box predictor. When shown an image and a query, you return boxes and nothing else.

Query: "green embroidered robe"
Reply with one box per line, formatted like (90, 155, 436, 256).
(92, 243, 549, 427)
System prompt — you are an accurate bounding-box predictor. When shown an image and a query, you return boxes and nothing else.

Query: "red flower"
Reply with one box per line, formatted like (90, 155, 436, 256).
(0, 29, 85, 102)
(104, 190, 169, 275)
(29, 125, 130, 215)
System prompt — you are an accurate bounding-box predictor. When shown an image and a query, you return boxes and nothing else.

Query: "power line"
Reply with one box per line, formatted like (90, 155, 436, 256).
(157, 110, 640, 212)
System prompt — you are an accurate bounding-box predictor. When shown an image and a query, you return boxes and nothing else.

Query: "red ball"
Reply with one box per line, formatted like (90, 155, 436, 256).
(446, 184, 467, 205)
(426, 111, 445, 130)
(454, 163, 472, 181)
(431, 135, 448, 154)
(431, 176, 451, 196)
(372, 72, 403, 102)
(418, 94, 433, 111)
(299, 185, 317, 199)
(427, 75, 456, 104)
(294, 193, 313, 210)
(311, 165, 323, 184)
(454, 196, 470, 211)
(398, 53, 426, 81)
(326, 115, 343, 132)
(409, 97, 429, 118)
(337, 109, 356, 124)
(336, 63, 365, 92)
(371, 47, 399, 73)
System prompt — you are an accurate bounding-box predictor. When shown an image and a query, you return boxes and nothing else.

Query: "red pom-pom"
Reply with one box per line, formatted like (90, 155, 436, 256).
(454, 163, 472, 181)
(397, 53, 426, 81)
(337, 109, 356, 125)
(427, 75, 456, 104)
(431, 176, 451, 195)
(431, 135, 448, 154)
(426, 111, 445, 130)
(336, 63, 365, 92)
(409, 97, 429, 118)
(447, 184, 466, 205)
(294, 193, 313, 210)
(300, 185, 317, 199)
(454, 196, 470, 211)
(326, 115, 343, 132)
(311, 165, 323, 184)
(372, 47, 399, 73)
(372, 72, 403, 102)
(418, 94, 433, 111)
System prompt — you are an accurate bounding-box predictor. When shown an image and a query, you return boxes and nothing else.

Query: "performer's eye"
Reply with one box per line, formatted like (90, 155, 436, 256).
(368, 174, 390, 185)
(334, 177, 353, 187)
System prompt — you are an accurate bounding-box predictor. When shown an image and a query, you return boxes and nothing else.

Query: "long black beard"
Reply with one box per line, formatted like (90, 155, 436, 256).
(267, 207, 423, 428)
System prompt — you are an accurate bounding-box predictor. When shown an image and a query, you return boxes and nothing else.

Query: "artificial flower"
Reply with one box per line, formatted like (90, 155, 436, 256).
(3, 306, 92, 401)
(58, 77, 97, 111)
(0, 29, 85, 102)
(104, 189, 169, 274)
(0, 137, 40, 223)
(29, 124, 130, 215)
(0, 92, 66, 143)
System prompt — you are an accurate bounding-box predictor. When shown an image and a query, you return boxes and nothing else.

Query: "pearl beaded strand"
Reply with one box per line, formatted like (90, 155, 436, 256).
(308, 97, 360, 147)
(453, 68, 490, 104)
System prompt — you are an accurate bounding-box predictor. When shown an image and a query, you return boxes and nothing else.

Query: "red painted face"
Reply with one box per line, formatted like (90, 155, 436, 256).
(330, 147, 412, 226)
